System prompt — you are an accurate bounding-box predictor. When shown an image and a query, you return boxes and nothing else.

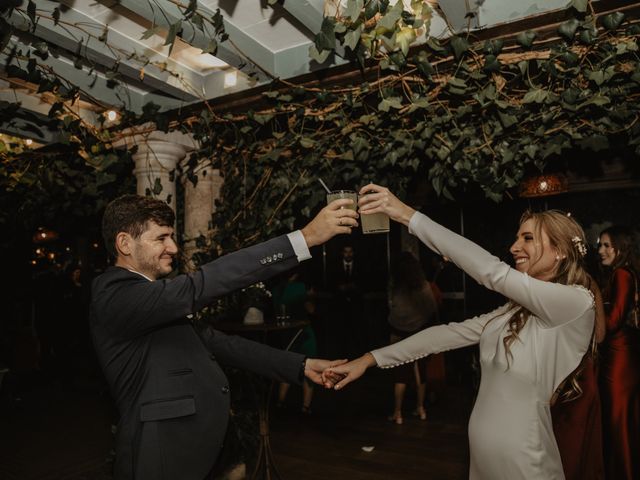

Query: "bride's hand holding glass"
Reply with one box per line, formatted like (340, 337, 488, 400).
(357, 184, 416, 227)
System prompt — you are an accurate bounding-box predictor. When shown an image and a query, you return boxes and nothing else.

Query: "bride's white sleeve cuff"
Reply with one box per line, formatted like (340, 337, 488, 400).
(408, 210, 422, 235)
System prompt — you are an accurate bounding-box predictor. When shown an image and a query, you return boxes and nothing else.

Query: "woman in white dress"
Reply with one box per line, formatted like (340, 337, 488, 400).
(325, 184, 597, 480)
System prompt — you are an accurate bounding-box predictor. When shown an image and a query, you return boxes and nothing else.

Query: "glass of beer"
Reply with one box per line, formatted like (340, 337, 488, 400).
(326, 189, 358, 211)
(359, 190, 390, 234)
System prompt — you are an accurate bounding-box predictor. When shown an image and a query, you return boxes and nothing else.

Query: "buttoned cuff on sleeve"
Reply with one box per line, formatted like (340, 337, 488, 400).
(287, 231, 312, 262)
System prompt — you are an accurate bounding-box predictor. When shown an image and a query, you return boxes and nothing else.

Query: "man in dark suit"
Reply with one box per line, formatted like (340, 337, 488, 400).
(90, 194, 358, 480)
(328, 244, 365, 357)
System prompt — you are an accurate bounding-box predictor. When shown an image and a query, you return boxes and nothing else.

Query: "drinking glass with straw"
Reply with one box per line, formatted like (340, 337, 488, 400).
(319, 179, 358, 215)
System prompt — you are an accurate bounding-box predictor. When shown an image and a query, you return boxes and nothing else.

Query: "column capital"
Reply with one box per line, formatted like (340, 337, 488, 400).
(124, 136, 191, 212)
(133, 140, 189, 170)
(113, 124, 199, 152)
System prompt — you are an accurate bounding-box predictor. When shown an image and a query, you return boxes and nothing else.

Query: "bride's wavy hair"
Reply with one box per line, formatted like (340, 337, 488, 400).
(501, 210, 597, 403)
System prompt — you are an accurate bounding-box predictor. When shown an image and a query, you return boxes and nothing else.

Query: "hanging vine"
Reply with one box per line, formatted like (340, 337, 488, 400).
(1, 0, 639, 253)
(184, 4, 640, 250)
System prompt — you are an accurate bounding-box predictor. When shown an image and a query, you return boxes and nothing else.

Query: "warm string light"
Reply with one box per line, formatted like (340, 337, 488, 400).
(0, 134, 37, 150)
(29, 230, 99, 271)
(33, 227, 58, 243)
(105, 110, 119, 122)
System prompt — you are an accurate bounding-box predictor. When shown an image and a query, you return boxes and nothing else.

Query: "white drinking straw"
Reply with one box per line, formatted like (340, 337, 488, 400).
(318, 178, 331, 194)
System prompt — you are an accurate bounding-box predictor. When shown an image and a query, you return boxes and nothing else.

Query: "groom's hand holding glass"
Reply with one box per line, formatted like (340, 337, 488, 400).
(301, 197, 359, 246)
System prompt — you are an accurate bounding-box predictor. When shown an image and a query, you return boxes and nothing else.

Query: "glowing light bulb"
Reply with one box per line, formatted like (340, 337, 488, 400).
(106, 110, 118, 121)
(224, 71, 237, 88)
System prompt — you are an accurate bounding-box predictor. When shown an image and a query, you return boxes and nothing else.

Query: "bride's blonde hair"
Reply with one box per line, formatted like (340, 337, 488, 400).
(501, 210, 596, 403)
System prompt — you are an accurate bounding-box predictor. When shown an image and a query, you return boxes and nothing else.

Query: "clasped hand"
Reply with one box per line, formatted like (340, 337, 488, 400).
(305, 354, 376, 390)
(314, 353, 378, 390)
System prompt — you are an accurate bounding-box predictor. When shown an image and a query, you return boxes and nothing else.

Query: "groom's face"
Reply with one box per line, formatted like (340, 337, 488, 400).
(128, 221, 178, 280)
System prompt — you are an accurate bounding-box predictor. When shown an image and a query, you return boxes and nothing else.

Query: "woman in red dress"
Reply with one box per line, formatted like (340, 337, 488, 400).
(597, 226, 640, 480)
(551, 280, 605, 480)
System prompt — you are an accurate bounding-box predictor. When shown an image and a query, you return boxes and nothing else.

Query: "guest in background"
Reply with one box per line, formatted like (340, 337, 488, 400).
(329, 244, 364, 357)
(597, 226, 640, 480)
(386, 251, 439, 424)
(423, 254, 446, 404)
(273, 269, 318, 414)
(551, 280, 605, 480)
(60, 262, 92, 383)
(326, 184, 597, 479)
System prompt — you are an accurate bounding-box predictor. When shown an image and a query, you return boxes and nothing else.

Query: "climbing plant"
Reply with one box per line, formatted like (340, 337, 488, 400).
(1, 0, 640, 253)
(185, 2, 640, 249)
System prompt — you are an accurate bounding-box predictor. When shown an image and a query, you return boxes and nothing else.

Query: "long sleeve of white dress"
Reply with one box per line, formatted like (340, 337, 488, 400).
(372, 212, 594, 371)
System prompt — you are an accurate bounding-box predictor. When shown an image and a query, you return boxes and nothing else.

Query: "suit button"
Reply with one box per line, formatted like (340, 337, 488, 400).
(209, 354, 216, 361)
(221, 385, 230, 394)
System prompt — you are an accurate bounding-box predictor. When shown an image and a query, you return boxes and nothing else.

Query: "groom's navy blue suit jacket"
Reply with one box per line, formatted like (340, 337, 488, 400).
(90, 235, 305, 480)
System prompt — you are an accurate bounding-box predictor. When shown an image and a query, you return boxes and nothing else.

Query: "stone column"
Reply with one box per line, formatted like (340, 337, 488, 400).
(114, 125, 198, 229)
(211, 169, 223, 211)
(183, 163, 224, 262)
(131, 140, 188, 213)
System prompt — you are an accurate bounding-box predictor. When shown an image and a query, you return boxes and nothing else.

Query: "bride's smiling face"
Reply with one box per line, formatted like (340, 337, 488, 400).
(510, 218, 560, 281)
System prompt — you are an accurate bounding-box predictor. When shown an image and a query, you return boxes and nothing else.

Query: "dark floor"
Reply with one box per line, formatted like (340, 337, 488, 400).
(0, 366, 473, 480)
(270, 371, 472, 480)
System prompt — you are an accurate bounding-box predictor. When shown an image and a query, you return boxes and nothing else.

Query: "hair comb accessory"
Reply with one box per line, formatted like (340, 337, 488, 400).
(571, 236, 587, 257)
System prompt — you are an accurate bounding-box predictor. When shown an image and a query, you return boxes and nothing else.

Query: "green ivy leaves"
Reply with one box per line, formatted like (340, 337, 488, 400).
(3, 0, 640, 252)
(602, 12, 625, 31)
(193, 7, 640, 251)
(516, 31, 537, 48)
(311, 0, 433, 69)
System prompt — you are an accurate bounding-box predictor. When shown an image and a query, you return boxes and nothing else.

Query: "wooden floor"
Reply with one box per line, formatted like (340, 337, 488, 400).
(270, 369, 472, 480)
(0, 368, 474, 480)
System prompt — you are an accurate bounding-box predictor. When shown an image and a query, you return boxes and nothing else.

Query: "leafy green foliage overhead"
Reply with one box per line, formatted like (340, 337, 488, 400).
(182, 7, 640, 249)
(2, 0, 640, 254)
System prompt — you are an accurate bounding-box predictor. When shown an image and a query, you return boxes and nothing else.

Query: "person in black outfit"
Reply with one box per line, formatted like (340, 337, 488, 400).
(329, 244, 365, 357)
(90, 194, 357, 480)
